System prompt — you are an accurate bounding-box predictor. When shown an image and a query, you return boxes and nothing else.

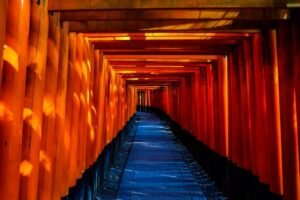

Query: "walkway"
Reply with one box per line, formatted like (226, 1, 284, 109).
(117, 112, 227, 200)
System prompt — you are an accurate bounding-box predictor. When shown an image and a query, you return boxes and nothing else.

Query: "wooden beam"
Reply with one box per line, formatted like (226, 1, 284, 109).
(105, 54, 222, 65)
(102, 49, 232, 55)
(127, 81, 181, 86)
(83, 33, 251, 42)
(60, 9, 289, 21)
(68, 20, 273, 32)
(123, 73, 194, 77)
(110, 61, 211, 66)
(83, 32, 248, 38)
(92, 40, 236, 51)
(48, 0, 287, 11)
(126, 78, 183, 81)
(113, 67, 201, 74)
(105, 54, 221, 60)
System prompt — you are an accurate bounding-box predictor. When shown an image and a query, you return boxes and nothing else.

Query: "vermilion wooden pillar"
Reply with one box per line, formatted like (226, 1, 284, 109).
(172, 85, 176, 119)
(93, 50, 102, 156)
(188, 75, 193, 133)
(0, 0, 8, 86)
(90, 44, 96, 162)
(169, 86, 172, 116)
(261, 29, 283, 194)
(292, 16, 300, 177)
(251, 33, 268, 182)
(246, 35, 259, 177)
(198, 67, 208, 144)
(212, 63, 221, 153)
(38, 13, 61, 200)
(107, 65, 115, 144)
(82, 36, 94, 172)
(83, 40, 92, 168)
(162, 88, 166, 113)
(68, 33, 81, 187)
(194, 70, 202, 141)
(217, 56, 229, 157)
(52, 22, 69, 200)
(106, 69, 116, 143)
(19, 1, 49, 200)
(180, 77, 188, 130)
(277, 22, 300, 200)
(95, 51, 105, 153)
(207, 64, 215, 149)
(100, 54, 109, 151)
(169, 86, 175, 118)
(101, 59, 109, 148)
(177, 81, 182, 126)
(103, 62, 113, 146)
(75, 34, 85, 178)
(239, 39, 252, 170)
(180, 78, 187, 129)
(189, 74, 197, 135)
(0, 0, 30, 199)
(170, 85, 175, 119)
(88, 43, 96, 165)
(61, 32, 77, 194)
(174, 83, 180, 123)
(228, 49, 243, 166)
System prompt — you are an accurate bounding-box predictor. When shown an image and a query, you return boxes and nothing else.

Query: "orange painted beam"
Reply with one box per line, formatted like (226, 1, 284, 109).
(60, 9, 289, 21)
(92, 40, 237, 50)
(48, 0, 286, 11)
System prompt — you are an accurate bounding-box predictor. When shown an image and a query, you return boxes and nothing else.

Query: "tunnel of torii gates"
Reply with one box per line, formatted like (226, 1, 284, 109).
(0, 0, 300, 200)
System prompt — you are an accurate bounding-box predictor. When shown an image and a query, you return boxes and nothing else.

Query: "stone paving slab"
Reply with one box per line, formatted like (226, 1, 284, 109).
(117, 112, 227, 200)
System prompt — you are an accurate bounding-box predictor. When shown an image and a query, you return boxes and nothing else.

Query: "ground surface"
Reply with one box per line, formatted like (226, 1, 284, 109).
(115, 112, 227, 200)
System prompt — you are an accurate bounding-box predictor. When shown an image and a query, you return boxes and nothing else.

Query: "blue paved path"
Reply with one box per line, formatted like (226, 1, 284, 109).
(117, 112, 226, 200)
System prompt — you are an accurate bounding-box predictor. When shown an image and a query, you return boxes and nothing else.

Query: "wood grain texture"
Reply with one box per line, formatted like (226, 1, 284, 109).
(38, 13, 61, 200)
(0, 0, 30, 199)
(19, 1, 49, 200)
